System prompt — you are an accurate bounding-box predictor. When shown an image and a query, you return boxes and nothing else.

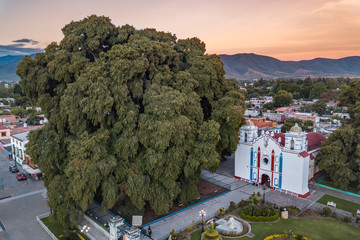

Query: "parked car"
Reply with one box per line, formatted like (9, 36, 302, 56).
(16, 172, 26, 181)
(9, 165, 19, 173)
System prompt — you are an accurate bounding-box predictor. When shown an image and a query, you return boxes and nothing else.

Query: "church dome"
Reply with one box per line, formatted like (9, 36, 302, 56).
(290, 123, 302, 133)
(246, 119, 254, 126)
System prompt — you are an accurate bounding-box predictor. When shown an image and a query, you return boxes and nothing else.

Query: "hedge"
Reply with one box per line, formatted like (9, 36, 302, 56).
(240, 211, 279, 222)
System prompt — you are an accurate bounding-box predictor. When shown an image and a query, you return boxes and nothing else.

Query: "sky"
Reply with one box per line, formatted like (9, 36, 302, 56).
(0, 0, 359, 60)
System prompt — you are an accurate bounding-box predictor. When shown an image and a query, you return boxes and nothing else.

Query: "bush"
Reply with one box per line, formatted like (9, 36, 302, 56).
(229, 201, 237, 212)
(322, 206, 332, 217)
(185, 226, 192, 232)
(331, 211, 338, 218)
(169, 229, 179, 240)
(217, 207, 226, 215)
(238, 200, 247, 208)
(343, 216, 351, 223)
(284, 205, 300, 215)
(240, 211, 279, 222)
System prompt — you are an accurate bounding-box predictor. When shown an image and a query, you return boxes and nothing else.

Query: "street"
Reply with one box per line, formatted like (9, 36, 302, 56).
(0, 149, 51, 240)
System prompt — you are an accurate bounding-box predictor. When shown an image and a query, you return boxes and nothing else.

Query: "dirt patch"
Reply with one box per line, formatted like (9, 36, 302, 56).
(297, 209, 322, 218)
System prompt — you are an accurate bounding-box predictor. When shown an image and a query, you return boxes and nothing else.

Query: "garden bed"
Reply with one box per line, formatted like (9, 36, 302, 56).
(41, 216, 90, 240)
(112, 179, 228, 225)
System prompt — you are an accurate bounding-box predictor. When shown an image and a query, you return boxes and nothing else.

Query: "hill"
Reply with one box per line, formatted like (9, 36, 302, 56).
(0, 55, 27, 82)
(219, 53, 360, 80)
(2, 53, 360, 82)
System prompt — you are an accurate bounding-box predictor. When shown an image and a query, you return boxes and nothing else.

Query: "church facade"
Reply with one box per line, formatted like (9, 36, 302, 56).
(235, 120, 326, 198)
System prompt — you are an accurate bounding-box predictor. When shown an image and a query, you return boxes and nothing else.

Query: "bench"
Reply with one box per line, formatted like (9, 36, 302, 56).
(327, 201, 336, 208)
(357, 209, 360, 215)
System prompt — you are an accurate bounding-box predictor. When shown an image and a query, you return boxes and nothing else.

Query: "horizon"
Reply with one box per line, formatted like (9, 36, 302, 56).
(1, 0, 360, 61)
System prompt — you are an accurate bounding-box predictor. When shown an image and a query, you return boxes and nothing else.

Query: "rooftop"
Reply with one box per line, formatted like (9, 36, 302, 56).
(12, 131, 29, 142)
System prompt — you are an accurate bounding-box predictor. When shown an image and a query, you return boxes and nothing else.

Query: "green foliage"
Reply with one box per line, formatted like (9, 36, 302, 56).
(311, 101, 327, 115)
(343, 216, 351, 223)
(322, 206, 332, 217)
(228, 201, 236, 212)
(331, 211, 338, 218)
(17, 15, 245, 226)
(309, 82, 327, 99)
(169, 229, 179, 240)
(273, 90, 293, 107)
(281, 118, 313, 133)
(10, 106, 26, 117)
(217, 207, 226, 215)
(240, 210, 279, 222)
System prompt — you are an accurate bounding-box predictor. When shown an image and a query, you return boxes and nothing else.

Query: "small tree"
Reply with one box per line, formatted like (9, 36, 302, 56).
(322, 206, 332, 217)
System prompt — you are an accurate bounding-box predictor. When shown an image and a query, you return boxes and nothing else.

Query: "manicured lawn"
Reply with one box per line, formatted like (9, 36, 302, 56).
(191, 218, 360, 240)
(317, 175, 359, 194)
(317, 194, 360, 213)
(41, 216, 90, 240)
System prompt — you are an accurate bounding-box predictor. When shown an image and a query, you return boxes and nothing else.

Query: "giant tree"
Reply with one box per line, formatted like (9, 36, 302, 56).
(17, 15, 245, 226)
(316, 81, 360, 191)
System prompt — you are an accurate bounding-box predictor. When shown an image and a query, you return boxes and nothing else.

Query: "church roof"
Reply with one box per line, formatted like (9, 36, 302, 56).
(273, 132, 285, 146)
(270, 131, 326, 151)
(307, 132, 327, 151)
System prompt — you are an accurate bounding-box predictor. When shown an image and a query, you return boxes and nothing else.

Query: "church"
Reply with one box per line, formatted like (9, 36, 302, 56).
(235, 120, 327, 198)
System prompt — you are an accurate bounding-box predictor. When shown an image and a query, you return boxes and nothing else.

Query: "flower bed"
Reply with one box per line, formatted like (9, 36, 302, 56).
(239, 211, 279, 222)
(264, 233, 311, 240)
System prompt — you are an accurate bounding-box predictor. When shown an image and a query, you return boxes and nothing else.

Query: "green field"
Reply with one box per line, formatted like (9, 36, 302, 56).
(317, 194, 360, 213)
(191, 218, 360, 240)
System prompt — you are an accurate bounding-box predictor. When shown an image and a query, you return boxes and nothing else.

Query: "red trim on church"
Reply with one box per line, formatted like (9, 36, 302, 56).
(298, 192, 311, 198)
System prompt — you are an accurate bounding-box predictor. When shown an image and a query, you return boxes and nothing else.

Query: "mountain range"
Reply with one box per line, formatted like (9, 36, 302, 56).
(1, 53, 360, 82)
(220, 53, 360, 80)
(0, 55, 29, 82)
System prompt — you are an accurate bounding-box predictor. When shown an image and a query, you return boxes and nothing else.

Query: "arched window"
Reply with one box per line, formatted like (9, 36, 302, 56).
(245, 133, 248, 142)
(275, 164, 278, 172)
(274, 178, 279, 186)
(290, 139, 295, 150)
(253, 172, 257, 181)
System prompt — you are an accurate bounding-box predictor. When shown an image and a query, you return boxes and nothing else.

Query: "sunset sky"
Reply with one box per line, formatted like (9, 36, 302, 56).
(0, 0, 359, 60)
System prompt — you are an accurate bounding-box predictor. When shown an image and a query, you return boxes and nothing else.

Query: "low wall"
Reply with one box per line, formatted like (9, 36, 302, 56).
(36, 212, 58, 240)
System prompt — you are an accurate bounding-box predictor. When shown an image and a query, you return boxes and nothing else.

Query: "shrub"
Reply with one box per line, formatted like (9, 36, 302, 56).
(238, 199, 247, 208)
(200, 220, 205, 225)
(169, 229, 178, 240)
(352, 211, 357, 218)
(240, 211, 279, 222)
(331, 211, 338, 218)
(229, 201, 236, 212)
(322, 206, 332, 217)
(256, 192, 262, 203)
(185, 226, 192, 232)
(217, 207, 226, 215)
(344, 216, 351, 223)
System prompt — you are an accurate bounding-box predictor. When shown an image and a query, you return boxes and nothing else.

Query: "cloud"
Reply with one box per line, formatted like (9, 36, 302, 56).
(0, 43, 43, 57)
(13, 38, 40, 45)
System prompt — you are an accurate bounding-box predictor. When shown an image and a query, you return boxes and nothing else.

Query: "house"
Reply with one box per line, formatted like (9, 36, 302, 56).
(244, 117, 277, 128)
(11, 131, 41, 179)
(263, 112, 285, 123)
(235, 120, 327, 198)
(0, 125, 11, 139)
(290, 113, 320, 123)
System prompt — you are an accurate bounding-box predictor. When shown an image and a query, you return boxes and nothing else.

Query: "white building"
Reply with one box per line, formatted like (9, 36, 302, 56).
(11, 131, 29, 166)
(235, 120, 326, 198)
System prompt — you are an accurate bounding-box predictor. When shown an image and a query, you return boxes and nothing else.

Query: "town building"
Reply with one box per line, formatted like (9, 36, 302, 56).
(244, 116, 277, 128)
(11, 131, 41, 179)
(235, 120, 326, 198)
(288, 113, 319, 123)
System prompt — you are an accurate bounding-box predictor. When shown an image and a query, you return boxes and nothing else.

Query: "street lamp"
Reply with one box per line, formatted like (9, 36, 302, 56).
(199, 209, 206, 233)
(80, 225, 90, 233)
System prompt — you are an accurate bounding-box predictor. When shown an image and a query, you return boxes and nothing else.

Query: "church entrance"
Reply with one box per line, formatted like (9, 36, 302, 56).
(261, 174, 270, 187)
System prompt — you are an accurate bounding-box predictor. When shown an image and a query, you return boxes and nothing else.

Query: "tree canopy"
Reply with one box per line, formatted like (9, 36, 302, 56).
(17, 15, 245, 226)
(317, 80, 360, 191)
(273, 90, 293, 107)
